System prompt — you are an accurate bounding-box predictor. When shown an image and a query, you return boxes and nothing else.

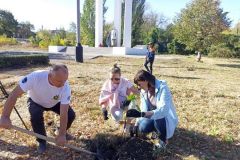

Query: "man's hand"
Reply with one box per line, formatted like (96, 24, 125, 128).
(126, 109, 145, 118)
(55, 134, 67, 146)
(102, 108, 108, 120)
(0, 116, 12, 129)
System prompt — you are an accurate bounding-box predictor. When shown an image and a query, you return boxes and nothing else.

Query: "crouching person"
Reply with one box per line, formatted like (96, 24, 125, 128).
(0, 65, 76, 154)
(126, 70, 178, 149)
(99, 64, 138, 122)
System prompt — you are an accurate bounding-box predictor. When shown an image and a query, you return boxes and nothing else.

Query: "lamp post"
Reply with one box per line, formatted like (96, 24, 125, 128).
(76, 0, 83, 62)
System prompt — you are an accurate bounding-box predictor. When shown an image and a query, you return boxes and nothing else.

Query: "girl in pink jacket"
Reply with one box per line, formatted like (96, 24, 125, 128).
(99, 64, 138, 122)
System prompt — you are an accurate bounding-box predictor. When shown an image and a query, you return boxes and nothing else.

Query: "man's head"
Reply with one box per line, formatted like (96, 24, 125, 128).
(49, 65, 68, 87)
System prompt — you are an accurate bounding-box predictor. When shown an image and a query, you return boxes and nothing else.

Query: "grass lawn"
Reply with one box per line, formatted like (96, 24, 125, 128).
(0, 55, 239, 160)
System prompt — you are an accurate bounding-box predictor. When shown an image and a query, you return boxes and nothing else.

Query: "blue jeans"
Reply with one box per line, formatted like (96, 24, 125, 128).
(138, 118, 167, 142)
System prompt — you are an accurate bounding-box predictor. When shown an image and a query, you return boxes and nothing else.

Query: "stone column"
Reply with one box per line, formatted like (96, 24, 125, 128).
(123, 0, 133, 48)
(95, 0, 103, 47)
(114, 0, 122, 47)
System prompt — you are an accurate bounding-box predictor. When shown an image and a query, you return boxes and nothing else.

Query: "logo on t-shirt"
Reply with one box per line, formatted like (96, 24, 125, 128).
(22, 77, 28, 83)
(53, 95, 59, 100)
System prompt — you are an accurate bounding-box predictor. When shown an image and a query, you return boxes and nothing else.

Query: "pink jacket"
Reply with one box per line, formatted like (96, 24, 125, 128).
(99, 78, 133, 108)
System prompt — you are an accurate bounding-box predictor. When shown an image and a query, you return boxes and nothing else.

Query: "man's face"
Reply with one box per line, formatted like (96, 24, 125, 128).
(51, 70, 68, 87)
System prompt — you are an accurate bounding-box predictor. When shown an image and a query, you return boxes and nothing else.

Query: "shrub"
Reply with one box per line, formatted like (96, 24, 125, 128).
(208, 44, 234, 58)
(39, 40, 50, 48)
(0, 54, 49, 68)
(0, 35, 18, 46)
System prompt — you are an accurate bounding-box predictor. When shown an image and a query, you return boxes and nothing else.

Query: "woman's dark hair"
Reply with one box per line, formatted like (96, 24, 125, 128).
(134, 70, 155, 88)
(110, 63, 121, 75)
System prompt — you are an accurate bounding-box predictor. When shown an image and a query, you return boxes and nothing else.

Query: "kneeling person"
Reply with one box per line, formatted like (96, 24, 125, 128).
(0, 65, 76, 153)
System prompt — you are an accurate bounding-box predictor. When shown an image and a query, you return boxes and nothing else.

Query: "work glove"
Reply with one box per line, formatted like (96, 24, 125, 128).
(126, 109, 145, 118)
(122, 100, 131, 107)
(101, 108, 108, 120)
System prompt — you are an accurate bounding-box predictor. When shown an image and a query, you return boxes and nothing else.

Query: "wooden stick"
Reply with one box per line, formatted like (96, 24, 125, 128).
(12, 125, 99, 156)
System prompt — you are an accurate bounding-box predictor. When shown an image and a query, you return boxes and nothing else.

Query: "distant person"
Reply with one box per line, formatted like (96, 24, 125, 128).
(144, 42, 156, 74)
(99, 64, 138, 122)
(196, 51, 202, 62)
(0, 65, 75, 154)
(126, 70, 178, 149)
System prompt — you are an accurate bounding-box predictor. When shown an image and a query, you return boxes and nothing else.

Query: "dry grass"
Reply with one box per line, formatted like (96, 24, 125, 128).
(0, 55, 239, 159)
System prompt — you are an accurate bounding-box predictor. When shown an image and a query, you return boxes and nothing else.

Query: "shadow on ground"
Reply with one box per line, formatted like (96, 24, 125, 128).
(79, 128, 239, 160)
(216, 64, 240, 69)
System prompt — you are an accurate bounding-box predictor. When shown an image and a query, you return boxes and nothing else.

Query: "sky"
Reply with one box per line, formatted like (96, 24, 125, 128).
(0, 0, 239, 31)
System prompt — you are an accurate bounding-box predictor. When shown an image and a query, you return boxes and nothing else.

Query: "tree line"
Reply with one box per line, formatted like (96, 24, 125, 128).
(0, 0, 239, 57)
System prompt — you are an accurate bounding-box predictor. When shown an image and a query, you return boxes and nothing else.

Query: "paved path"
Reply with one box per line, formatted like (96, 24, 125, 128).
(0, 47, 186, 60)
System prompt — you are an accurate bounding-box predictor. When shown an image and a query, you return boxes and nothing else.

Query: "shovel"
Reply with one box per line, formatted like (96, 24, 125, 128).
(11, 125, 104, 160)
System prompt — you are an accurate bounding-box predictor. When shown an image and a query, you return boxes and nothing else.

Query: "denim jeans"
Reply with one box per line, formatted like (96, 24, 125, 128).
(138, 118, 167, 142)
(28, 98, 76, 144)
(144, 57, 154, 74)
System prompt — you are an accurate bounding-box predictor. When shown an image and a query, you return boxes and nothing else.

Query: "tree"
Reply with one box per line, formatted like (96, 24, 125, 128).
(69, 22, 76, 33)
(16, 21, 35, 38)
(173, 0, 231, 53)
(131, 0, 146, 46)
(232, 22, 240, 35)
(0, 10, 18, 37)
(141, 11, 169, 44)
(80, 0, 108, 46)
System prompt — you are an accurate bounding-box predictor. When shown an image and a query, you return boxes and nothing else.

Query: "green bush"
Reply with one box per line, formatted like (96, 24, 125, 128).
(208, 44, 235, 58)
(0, 35, 18, 46)
(0, 54, 49, 68)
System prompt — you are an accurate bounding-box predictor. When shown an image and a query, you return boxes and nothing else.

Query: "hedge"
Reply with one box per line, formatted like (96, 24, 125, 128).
(0, 54, 49, 68)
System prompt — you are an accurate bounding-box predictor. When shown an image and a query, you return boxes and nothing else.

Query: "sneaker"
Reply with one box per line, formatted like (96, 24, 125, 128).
(37, 142, 47, 154)
(155, 140, 167, 150)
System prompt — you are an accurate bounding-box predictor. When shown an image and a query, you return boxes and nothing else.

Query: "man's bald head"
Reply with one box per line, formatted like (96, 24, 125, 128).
(49, 65, 69, 87)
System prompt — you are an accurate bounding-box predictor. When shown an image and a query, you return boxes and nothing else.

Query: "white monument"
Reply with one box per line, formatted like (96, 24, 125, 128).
(95, 0, 103, 47)
(95, 0, 146, 55)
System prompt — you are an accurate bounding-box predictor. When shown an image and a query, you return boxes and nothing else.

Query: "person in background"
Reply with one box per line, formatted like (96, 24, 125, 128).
(126, 70, 178, 149)
(144, 42, 156, 74)
(99, 64, 138, 122)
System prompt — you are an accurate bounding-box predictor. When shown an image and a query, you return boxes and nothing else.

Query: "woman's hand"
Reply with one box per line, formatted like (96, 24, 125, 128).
(144, 111, 154, 118)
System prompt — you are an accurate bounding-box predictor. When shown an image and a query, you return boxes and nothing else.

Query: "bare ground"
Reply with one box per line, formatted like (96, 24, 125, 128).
(0, 55, 240, 160)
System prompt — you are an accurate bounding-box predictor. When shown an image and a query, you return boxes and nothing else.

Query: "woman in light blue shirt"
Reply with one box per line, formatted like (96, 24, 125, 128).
(126, 70, 178, 149)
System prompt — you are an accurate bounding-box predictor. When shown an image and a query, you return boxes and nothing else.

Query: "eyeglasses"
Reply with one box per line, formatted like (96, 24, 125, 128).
(111, 78, 120, 81)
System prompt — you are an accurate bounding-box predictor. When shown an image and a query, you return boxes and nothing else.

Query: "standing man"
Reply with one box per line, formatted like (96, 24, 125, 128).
(0, 65, 76, 154)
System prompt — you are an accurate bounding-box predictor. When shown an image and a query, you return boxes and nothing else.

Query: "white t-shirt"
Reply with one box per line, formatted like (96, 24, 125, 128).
(19, 70, 71, 108)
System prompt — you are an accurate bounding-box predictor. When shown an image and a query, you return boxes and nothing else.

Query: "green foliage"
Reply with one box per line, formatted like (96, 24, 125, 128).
(127, 94, 136, 101)
(132, 0, 146, 46)
(0, 54, 49, 68)
(167, 39, 191, 55)
(29, 28, 76, 48)
(173, 0, 231, 52)
(80, 0, 95, 46)
(80, 0, 108, 46)
(208, 43, 234, 58)
(0, 10, 18, 37)
(16, 21, 35, 38)
(0, 35, 18, 46)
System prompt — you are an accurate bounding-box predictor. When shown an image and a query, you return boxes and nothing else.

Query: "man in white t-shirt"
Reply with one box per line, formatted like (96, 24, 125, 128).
(0, 65, 76, 154)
